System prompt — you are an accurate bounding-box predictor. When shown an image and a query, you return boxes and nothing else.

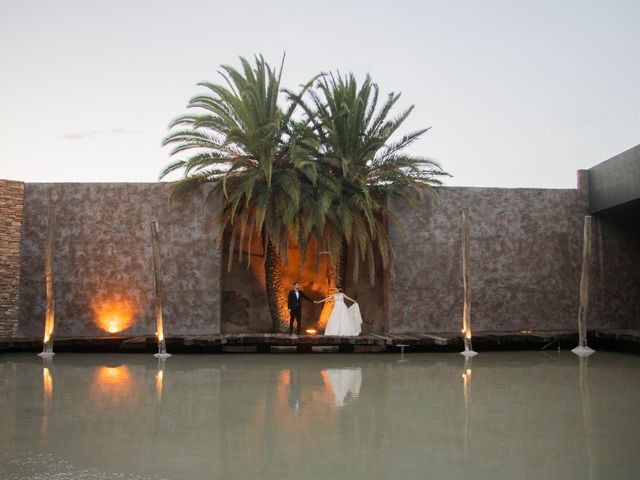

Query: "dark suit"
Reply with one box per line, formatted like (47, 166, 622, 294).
(287, 288, 312, 334)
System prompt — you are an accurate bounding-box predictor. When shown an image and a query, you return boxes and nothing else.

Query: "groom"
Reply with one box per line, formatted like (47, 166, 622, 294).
(287, 281, 314, 335)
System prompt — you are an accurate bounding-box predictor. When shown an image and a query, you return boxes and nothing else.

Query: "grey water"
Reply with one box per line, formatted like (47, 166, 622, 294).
(1, 351, 639, 480)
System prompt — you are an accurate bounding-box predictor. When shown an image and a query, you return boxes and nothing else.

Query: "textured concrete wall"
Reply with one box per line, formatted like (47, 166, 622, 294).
(14, 178, 635, 338)
(0, 179, 24, 339)
(18, 183, 221, 338)
(388, 186, 590, 333)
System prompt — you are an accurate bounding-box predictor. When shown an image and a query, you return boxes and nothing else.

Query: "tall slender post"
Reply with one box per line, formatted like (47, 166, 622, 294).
(151, 221, 171, 358)
(573, 216, 595, 356)
(460, 209, 477, 356)
(38, 207, 56, 358)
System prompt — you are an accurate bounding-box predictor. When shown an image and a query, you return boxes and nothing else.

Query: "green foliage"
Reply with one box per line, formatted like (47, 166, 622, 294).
(161, 55, 316, 268)
(161, 55, 448, 284)
(289, 72, 449, 283)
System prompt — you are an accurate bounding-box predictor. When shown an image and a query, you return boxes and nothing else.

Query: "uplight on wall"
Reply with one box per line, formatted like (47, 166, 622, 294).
(93, 297, 137, 334)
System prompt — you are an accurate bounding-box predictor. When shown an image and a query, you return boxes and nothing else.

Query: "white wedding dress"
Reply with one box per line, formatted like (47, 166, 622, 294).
(324, 294, 362, 336)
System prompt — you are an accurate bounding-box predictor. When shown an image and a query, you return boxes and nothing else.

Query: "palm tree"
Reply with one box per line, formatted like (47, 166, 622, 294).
(290, 73, 449, 286)
(161, 55, 315, 332)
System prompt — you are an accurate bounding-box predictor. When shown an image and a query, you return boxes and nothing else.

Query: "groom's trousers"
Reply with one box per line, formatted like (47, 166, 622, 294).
(289, 308, 302, 334)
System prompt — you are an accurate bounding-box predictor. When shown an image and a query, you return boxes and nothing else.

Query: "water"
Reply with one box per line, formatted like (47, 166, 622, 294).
(1, 352, 639, 480)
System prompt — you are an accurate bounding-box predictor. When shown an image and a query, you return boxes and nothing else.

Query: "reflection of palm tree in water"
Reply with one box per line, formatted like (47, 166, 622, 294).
(287, 367, 302, 413)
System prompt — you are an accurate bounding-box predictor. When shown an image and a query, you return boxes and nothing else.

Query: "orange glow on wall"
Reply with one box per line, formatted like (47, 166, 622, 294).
(92, 295, 137, 334)
(240, 233, 336, 332)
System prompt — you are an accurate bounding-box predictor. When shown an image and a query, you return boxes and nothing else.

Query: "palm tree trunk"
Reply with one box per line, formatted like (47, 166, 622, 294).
(264, 238, 285, 332)
(337, 242, 348, 288)
(318, 241, 348, 330)
(328, 240, 349, 288)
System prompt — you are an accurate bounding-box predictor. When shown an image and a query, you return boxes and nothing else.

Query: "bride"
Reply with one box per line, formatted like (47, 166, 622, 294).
(315, 287, 362, 336)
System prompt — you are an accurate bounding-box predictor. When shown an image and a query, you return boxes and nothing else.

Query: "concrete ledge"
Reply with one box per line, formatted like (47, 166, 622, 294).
(4, 330, 637, 353)
(592, 329, 640, 353)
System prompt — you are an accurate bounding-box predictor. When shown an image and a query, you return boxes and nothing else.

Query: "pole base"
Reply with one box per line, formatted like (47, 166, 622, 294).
(571, 346, 595, 357)
(38, 352, 55, 358)
(154, 353, 172, 358)
(460, 350, 478, 357)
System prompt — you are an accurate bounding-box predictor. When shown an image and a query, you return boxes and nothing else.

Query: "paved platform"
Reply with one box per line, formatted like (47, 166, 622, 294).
(2, 329, 639, 353)
(5, 329, 637, 353)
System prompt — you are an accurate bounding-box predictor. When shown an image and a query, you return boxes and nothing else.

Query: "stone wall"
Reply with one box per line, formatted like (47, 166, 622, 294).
(388, 185, 591, 333)
(18, 183, 221, 338)
(11, 177, 636, 338)
(222, 181, 598, 335)
(0, 179, 24, 339)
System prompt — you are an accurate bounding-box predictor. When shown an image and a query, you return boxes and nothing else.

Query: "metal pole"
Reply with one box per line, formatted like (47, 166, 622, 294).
(461, 209, 477, 357)
(39, 207, 56, 357)
(151, 221, 171, 358)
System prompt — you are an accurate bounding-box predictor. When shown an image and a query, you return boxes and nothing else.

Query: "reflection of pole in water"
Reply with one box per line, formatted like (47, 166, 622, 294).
(461, 356, 473, 463)
(579, 355, 596, 480)
(41, 357, 53, 439)
(156, 357, 166, 402)
(153, 357, 167, 437)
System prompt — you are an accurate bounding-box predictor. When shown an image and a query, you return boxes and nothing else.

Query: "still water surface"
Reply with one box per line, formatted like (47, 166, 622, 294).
(1, 352, 639, 480)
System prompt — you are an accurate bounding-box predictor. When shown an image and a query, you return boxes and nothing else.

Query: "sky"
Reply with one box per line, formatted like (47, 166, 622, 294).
(1, 0, 639, 188)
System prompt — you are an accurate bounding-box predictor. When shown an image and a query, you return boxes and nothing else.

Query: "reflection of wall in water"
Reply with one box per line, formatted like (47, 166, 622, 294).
(2, 354, 640, 479)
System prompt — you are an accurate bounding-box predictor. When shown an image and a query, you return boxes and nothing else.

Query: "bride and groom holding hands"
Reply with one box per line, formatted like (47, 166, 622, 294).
(287, 281, 363, 336)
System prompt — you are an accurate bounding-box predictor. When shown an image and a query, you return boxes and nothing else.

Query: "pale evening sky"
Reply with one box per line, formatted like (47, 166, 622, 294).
(1, 0, 639, 188)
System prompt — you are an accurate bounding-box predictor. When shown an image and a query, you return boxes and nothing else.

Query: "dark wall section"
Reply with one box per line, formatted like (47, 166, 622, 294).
(18, 183, 221, 338)
(593, 206, 640, 329)
(587, 144, 640, 329)
(388, 186, 590, 333)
